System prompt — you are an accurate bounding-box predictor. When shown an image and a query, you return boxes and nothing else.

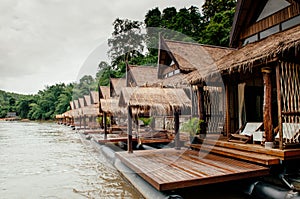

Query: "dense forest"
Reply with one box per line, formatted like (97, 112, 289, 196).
(0, 0, 237, 120)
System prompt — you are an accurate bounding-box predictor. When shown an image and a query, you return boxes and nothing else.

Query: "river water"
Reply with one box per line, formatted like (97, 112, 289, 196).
(0, 121, 142, 199)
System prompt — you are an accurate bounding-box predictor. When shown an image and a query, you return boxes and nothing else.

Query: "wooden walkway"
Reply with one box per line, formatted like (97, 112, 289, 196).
(116, 148, 269, 191)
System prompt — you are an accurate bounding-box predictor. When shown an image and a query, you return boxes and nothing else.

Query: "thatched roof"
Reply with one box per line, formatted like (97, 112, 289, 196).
(70, 101, 75, 110)
(82, 104, 99, 116)
(150, 73, 189, 88)
(74, 100, 79, 109)
(218, 25, 300, 73)
(90, 91, 99, 104)
(128, 65, 158, 86)
(164, 39, 234, 72)
(110, 78, 126, 97)
(100, 98, 125, 115)
(78, 98, 85, 108)
(99, 86, 110, 99)
(84, 95, 91, 106)
(119, 87, 191, 115)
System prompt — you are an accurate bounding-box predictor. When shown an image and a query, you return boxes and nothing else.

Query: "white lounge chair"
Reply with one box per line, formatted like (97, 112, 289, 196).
(275, 123, 300, 144)
(228, 122, 263, 143)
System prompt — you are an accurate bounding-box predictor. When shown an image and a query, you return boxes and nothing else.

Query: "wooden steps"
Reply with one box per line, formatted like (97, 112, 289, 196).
(189, 144, 280, 165)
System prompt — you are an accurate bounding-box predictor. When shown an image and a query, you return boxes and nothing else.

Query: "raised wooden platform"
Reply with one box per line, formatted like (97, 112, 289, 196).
(197, 135, 300, 160)
(116, 148, 269, 191)
(190, 144, 280, 165)
(91, 134, 137, 144)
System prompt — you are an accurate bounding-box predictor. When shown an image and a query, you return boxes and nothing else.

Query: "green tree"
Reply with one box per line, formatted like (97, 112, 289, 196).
(199, 9, 235, 46)
(108, 18, 145, 69)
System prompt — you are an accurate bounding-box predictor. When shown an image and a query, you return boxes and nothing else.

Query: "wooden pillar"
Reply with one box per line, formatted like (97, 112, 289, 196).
(150, 117, 155, 130)
(262, 67, 273, 142)
(197, 85, 206, 135)
(104, 112, 107, 140)
(174, 110, 180, 150)
(225, 83, 230, 138)
(276, 64, 283, 149)
(135, 115, 139, 137)
(79, 116, 82, 129)
(127, 106, 133, 153)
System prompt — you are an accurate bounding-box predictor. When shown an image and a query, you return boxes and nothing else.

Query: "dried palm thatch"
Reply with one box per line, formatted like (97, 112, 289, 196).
(119, 87, 191, 115)
(110, 78, 126, 97)
(99, 86, 110, 99)
(82, 104, 99, 116)
(128, 65, 158, 86)
(73, 100, 79, 109)
(218, 25, 300, 73)
(100, 98, 126, 115)
(78, 98, 85, 108)
(90, 91, 99, 104)
(84, 95, 91, 106)
(150, 73, 190, 88)
(164, 39, 234, 72)
(55, 114, 63, 119)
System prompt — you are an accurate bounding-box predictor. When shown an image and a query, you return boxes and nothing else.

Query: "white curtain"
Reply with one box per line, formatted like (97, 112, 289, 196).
(238, 83, 246, 127)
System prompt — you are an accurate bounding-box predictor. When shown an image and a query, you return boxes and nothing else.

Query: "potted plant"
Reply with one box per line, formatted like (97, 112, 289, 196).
(180, 117, 204, 144)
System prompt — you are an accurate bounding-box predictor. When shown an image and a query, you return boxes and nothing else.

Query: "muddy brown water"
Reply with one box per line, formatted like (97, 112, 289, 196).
(0, 121, 142, 198)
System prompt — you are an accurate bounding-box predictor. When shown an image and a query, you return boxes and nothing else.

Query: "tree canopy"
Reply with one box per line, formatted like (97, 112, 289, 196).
(1, 0, 237, 120)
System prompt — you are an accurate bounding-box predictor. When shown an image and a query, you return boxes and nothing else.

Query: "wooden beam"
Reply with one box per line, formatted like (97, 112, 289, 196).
(127, 106, 133, 153)
(276, 64, 283, 150)
(262, 67, 273, 142)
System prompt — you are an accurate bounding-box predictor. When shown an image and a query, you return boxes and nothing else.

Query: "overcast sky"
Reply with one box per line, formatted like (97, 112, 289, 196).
(0, 0, 204, 94)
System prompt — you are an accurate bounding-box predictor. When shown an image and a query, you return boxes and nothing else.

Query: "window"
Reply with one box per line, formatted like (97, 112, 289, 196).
(260, 25, 280, 39)
(243, 34, 258, 46)
(282, 15, 300, 30)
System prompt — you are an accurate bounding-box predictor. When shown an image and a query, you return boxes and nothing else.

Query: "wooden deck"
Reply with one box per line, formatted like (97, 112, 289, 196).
(90, 134, 137, 144)
(196, 135, 300, 160)
(116, 148, 269, 191)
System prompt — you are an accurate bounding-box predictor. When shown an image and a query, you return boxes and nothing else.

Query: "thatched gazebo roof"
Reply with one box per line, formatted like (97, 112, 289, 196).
(90, 91, 99, 104)
(99, 86, 110, 99)
(218, 25, 300, 74)
(119, 87, 191, 115)
(84, 95, 91, 106)
(78, 98, 85, 108)
(110, 78, 126, 97)
(82, 104, 99, 116)
(164, 39, 234, 72)
(151, 73, 189, 88)
(100, 98, 125, 115)
(128, 65, 158, 86)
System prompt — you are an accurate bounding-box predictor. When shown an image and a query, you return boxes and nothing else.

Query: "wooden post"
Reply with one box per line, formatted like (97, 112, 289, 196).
(262, 67, 273, 142)
(79, 116, 82, 129)
(276, 64, 283, 150)
(104, 112, 107, 140)
(225, 83, 230, 138)
(197, 85, 206, 136)
(135, 115, 139, 138)
(127, 106, 133, 153)
(174, 110, 180, 150)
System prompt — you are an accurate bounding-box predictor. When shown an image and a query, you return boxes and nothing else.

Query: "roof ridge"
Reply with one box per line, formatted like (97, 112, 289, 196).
(164, 38, 236, 50)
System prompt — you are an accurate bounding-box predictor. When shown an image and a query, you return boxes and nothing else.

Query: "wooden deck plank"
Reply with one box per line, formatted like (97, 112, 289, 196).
(199, 137, 300, 159)
(189, 144, 280, 165)
(116, 148, 269, 191)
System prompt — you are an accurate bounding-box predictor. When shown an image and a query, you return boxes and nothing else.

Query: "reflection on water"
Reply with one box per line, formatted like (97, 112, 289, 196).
(0, 121, 142, 199)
